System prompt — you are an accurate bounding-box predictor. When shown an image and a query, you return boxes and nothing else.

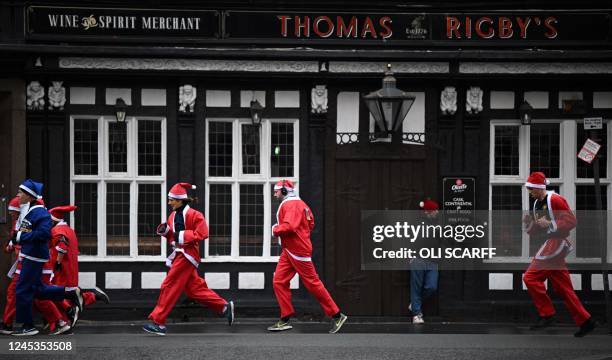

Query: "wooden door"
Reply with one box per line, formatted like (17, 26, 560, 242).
(326, 142, 437, 316)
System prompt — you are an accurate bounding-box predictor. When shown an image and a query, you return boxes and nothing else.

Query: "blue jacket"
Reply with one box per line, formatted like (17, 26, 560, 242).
(16, 204, 52, 262)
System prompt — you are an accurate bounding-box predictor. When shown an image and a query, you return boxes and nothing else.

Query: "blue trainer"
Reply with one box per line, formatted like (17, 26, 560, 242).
(142, 323, 166, 336)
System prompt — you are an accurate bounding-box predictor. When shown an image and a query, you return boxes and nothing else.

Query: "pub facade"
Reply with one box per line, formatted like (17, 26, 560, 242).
(0, 1, 611, 321)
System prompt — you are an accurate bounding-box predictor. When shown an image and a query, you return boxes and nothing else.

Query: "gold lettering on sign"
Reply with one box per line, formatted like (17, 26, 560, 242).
(81, 15, 98, 30)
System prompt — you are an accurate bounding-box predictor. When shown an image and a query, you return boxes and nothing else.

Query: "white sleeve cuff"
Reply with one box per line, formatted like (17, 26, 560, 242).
(55, 246, 68, 254)
(178, 231, 185, 245)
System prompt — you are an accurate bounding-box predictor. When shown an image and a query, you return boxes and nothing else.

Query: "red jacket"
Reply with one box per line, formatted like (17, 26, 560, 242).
(526, 191, 576, 260)
(50, 222, 79, 287)
(160, 205, 208, 268)
(272, 196, 315, 259)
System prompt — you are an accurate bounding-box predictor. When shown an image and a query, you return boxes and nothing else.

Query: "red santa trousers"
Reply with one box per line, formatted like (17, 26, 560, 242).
(3, 275, 18, 324)
(523, 260, 590, 326)
(148, 254, 227, 325)
(273, 250, 339, 319)
(4, 274, 63, 326)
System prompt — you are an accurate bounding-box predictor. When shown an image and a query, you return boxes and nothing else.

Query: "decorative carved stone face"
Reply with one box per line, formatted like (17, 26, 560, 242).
(51, 81, 63, 90)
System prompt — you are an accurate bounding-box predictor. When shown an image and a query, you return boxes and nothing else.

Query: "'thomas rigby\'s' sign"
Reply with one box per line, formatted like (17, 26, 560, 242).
(26, 7, 611, 46)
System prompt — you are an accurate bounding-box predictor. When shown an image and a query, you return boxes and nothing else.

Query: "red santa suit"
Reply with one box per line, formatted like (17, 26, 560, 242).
(3, 197, 21, 326)
(272, 180, 340, 319)
(48, 206, 99, 313)
(523, 172, 591, 326)
(4, 197, 63, 328)
(148, 183, 228, 326)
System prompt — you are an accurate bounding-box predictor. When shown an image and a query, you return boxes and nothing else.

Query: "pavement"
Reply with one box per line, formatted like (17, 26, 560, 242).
(0, 319, 611, 360)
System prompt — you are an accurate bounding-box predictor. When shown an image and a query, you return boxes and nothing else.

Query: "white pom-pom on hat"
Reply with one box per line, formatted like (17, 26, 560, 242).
(545, 179, 550, 185)
(192, 185, 197, 190)
(419, 201, 425, 208)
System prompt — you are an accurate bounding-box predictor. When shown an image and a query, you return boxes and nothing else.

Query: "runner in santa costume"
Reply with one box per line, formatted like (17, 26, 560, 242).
(10, 179, 83, 336)
(48, 206, 110, 329)
(522, 172, 596, 337)
(0, 197, 22, 334)
(143, 182, 234, 336)
(268, 180, 348, 333)
(2, 197, 67, 335)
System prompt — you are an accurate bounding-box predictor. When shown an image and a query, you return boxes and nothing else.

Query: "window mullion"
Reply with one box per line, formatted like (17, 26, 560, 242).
(232, 119, 240, 258)
(130, 181, 138, 258)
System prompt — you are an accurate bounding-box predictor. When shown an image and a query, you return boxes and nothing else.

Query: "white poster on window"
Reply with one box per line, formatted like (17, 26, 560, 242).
(577, 138, 602, 164)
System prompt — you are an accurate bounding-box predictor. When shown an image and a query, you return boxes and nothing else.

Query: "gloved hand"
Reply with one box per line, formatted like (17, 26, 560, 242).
(156, 223, 168, 236)
(54, 262, 62, 272)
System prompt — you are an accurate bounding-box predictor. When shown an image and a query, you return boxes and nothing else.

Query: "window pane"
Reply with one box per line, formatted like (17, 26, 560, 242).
(528, 185, 560, 256)
(74, 183, 98, 255)
(494, 126, 519, 176)
(575, 185, 607, 258)
(138, 120, 162, 176)
(108, 122, 128, 172)
(208, 122, 233, 177)
(138, 184, 161, 256)
(270, 183, 281, 256)
(271, 123, 294, 177)
(74, 118, 98, 175)
(530, 123, 560, 178)
(242, 124, 261, 174)
(577, 123, 607, 178)
(208, 184, 232, 256)
(491, 185, 522, 256)
(239, 184, 263, 256)
(106, 183, 130, 256)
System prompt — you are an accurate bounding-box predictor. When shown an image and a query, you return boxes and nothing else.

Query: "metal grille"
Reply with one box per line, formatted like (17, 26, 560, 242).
(530, 123, 560, 178)
(239, 184, 263, 256)
(271, 123, 294, 178)
(108, 122, 128, 173)
(491, 185, 522, 256)
(137, 183, 161, 256)
(74, 183, 97, 256)
(494, 126, 520, 176)
(106, 183, 130, 256)
(74, 118, 98, 175)
(270, 183, 281, 256)
(138, 120, 162, 176)
(242, 124, 261, 174)
(577, 123, 607, 178)
(208, 122, 233, 177)
(208, 184, 232, 256)
(576, 185, 607, 258)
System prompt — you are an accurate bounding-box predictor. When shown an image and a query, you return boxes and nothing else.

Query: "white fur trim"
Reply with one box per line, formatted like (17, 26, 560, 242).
(168, 192, 188, 199)
(8, 205, 20, 212)
(286, 249, 312, 262)
(525, 182, 546, 189)
(178, 231, 185, 245)
(19, 184, 38, 198)
(55, 246, 68, 254)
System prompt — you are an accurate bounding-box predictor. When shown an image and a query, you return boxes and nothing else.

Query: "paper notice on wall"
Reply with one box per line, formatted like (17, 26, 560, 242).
(577, 138, 602, 164)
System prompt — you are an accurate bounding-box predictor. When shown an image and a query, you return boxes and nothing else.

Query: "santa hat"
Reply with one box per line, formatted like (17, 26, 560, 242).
(525, 171, 549, 189)
(419, 198, 439, 211)
(8, 196, 20, 212)
(273, 179, 297, 196)
(19, 179, 43, 199)
(168, 182, 196, 199)
(49, 205, 77, 222)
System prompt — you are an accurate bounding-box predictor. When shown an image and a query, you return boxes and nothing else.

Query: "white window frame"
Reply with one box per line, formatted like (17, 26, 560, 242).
(70, 115, 167, 262)
(488, 119, 612, 263)
(205, 117, 299, 262)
